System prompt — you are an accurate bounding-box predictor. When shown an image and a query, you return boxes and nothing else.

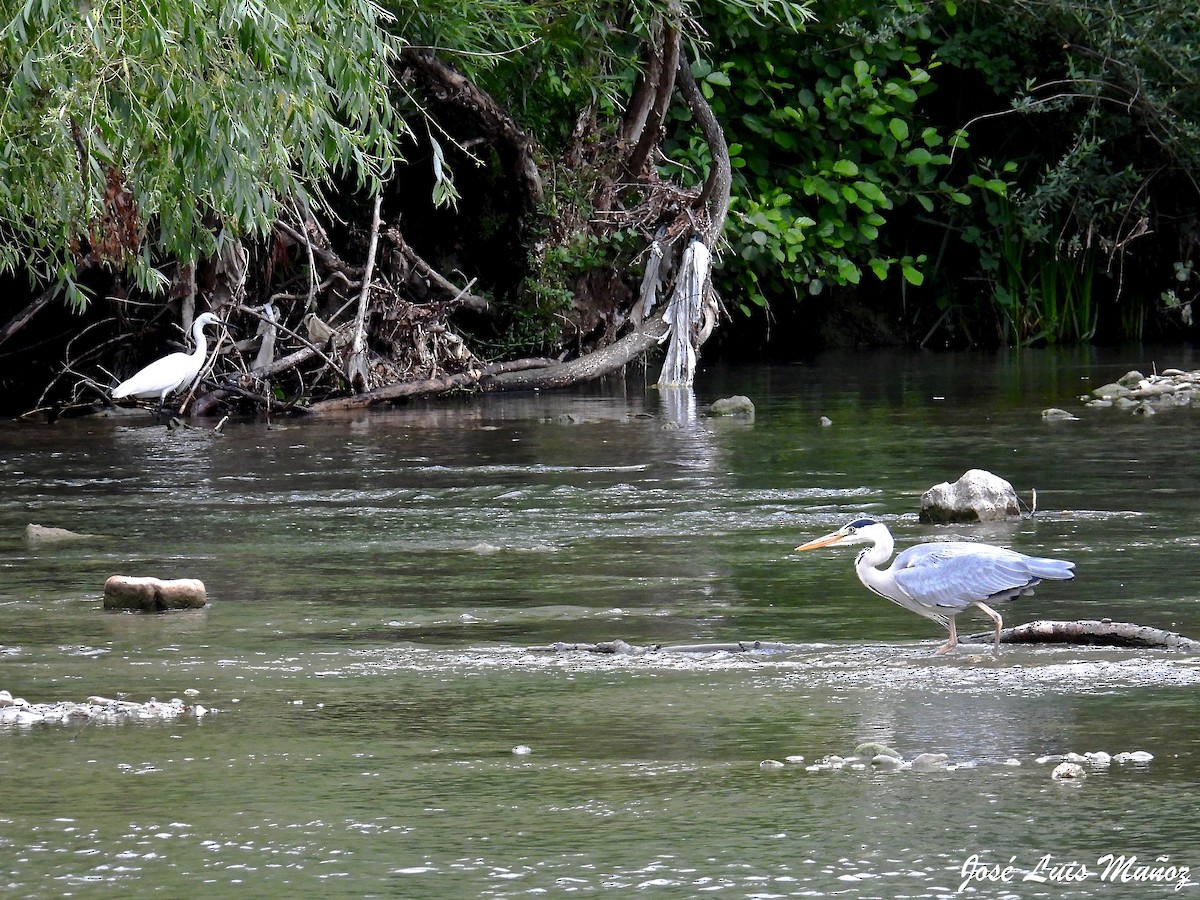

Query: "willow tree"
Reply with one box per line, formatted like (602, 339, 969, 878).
(0, 0, 810, 417)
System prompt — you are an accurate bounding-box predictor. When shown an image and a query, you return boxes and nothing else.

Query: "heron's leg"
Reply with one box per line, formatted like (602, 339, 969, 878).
(934, 618, 958, 655)
(974, 601, 1004, 657)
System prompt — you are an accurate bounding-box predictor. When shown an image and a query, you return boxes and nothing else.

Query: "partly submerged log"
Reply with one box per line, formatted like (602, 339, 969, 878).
(966, 619, 1200, 650)
(529, 621, 1200, 654)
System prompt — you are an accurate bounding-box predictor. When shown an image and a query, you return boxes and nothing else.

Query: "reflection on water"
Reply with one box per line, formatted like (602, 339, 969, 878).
(1, 348, 1199, 896)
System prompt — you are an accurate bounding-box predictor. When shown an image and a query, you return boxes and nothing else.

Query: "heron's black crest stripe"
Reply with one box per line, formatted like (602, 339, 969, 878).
(848, 517, 877, 529)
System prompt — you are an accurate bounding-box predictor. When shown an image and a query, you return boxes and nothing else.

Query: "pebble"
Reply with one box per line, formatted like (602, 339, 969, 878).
(760, 759, 785, 769)
(784, 755, 806, 764)
(511, 744, 532, 755)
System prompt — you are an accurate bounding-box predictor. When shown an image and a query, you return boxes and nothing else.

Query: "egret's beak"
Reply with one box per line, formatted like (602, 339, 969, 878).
(795, 528, 850, 552)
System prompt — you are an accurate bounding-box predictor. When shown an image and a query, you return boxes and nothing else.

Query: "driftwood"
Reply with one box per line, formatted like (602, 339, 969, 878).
(965, 619, 1200, 650)
(530, 621, 1200, 654)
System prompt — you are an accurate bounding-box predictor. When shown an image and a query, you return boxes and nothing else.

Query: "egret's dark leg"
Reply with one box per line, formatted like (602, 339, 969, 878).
(934, 618, 959, 655)
(974, 601, 1004, 657)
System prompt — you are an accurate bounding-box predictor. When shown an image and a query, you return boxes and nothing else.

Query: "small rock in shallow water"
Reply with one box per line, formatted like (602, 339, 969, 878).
(919, 469, 1019, 523)
(1042, 407, 1079, 421)
(910, 753, 949, 772)
(708, 395, 755, 418)
(784, 755, 806, 764)
(1086, 751, 1111, 766)
(871, 754, 904, 770)
(819, 416, 832, 427)
(511, 745, 532, 756)
(103, 575, 207, 611)
(1118, 370, 1145, 387)
(1113, 750, 1154, 764)
(1052, 762, 1086, 780)
(853, 742, 903, 761)
(760, 759, 785, 769)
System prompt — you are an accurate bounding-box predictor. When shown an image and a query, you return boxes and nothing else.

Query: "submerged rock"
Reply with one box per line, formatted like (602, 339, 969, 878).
(853, 742, 903, 761)
(708, 395, 755, 418)
(1041, 407, 1079, 421)
(1052, 762, 1086, 780)
(26, 523, 98, 544)
(1113, 750, 1154, 764)
(103, 575, 207, 612)
(909, 753, 950, 772)
(919, 469, 1020, 523)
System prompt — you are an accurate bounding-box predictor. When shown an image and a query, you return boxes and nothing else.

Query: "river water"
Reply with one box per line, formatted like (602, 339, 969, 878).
(2, 348, 1199, 898)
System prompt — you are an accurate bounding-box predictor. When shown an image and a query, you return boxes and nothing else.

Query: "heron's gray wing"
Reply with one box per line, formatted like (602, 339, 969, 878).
(891, 542, 1072, 613)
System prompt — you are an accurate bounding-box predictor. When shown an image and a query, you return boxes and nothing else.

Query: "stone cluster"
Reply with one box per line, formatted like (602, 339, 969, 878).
(0, 689, 210, 726)
(756, 745, 1154, 778)
(1084, 368, 1199, 414)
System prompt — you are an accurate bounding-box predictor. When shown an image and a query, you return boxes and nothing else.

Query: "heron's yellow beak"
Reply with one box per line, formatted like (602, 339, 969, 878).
(795, 529, 849, 552)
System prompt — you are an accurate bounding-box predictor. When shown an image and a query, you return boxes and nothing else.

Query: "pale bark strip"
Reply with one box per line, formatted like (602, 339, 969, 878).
(346, 194, 384, 393)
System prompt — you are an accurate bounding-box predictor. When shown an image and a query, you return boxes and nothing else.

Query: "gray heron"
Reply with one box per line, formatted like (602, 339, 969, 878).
(796, 517, 1075, 655)
(112, 312, 227, 416)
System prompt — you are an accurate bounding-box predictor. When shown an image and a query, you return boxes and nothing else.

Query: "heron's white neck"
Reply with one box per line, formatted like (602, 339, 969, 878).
(189, 319, 210, 358)
(853, 528, 895, 595)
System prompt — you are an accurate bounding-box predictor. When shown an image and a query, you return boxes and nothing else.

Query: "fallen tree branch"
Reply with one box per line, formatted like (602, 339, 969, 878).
(0, 285, 58, 350)
(304, 357, 554, 412)
(401, 49, 544, 209)
(966, 619, 1200, 650)
(385, 227, 490, 314)
(485, 317, 670, 391)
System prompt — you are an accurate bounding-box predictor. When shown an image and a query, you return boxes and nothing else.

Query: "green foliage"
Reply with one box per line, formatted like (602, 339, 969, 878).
(673, 0, 963, 312)
(0, 0, 402, 309)
(935, 0, 1200, 340)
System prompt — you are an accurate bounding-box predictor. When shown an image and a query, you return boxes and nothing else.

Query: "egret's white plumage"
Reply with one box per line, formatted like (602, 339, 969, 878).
(796, 517, 1075, 655)
(112, 313, 226, 414)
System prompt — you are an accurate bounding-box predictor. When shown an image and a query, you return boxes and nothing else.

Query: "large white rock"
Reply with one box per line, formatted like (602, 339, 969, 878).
(919, 469, 1020, 523)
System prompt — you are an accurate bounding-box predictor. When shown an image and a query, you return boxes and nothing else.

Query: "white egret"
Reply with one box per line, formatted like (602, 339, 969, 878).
(796, 517, 1075, 656)
(112, 312, 227, 416)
